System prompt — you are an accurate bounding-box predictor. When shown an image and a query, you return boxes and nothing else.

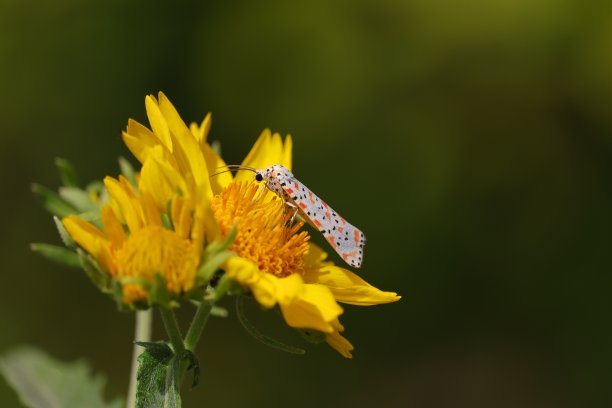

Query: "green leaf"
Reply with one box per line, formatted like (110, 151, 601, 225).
(54, 157, 79, 188)
(53, 216, 75, 248)
(235, 296, 305, 355)
(31, 183, 78, 217)
(135, 342, 188, 408)
(78, 249, 113, 294)
(118, 156, 138, 189)
(58, 187, 97, 213)
(30, 243, 80, 268)
(0, 346, 122, 408)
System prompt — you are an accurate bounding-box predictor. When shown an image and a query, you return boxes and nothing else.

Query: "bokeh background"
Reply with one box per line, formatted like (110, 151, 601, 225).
(2, 0, 612, 406)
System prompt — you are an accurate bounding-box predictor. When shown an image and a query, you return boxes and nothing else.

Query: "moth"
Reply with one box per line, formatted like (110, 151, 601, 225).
(223, 164, 365, 268)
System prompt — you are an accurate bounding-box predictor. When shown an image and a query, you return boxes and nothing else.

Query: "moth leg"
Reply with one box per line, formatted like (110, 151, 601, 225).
(283, 201, 299, 227)
(253, 182, 267, 202)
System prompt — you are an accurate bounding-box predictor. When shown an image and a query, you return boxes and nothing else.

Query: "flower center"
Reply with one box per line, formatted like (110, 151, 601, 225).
(210, 181, 310, 277)
(115, 225, 197, 303)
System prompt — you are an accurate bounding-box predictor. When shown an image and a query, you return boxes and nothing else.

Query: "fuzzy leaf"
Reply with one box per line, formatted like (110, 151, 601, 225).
(31, 243, 80, 268)
(0, 346, 122, 408)
(135, 342, 180, 408)
(54, 158, 79, 188)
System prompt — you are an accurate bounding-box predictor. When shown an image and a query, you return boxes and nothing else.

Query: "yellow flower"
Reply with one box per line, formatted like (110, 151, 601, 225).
(62, 175, 205, 305)
(119, 92, 400, 357)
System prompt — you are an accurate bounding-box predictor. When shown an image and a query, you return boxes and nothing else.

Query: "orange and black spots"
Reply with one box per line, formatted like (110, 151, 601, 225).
(298, 202, 307, 210)
(354, 230, 360, 246)
(338, 227, 344, 233)
(294, 181, 299, 189)
(342, 251, 357, 261)
(308, 191, 315, 205)
(326, 235, 337, 249)
(285, 188, 294, 195)
(325, 211, 331, 220)
(313, 219, 322, 228)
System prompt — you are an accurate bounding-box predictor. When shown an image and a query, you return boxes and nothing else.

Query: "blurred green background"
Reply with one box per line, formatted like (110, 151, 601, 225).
(2, 0, 612, 406)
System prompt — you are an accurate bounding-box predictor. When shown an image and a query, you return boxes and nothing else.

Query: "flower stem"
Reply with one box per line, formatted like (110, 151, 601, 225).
(184, 301, 213, 351)
(127, 310, 153, 408)
(159, 307, 185, 353)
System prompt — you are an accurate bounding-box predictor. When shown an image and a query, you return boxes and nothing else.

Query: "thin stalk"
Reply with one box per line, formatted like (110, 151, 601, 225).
(184, 301, 213, 351)
(159, 307, 185, 353)
(126, 310, 153, 408)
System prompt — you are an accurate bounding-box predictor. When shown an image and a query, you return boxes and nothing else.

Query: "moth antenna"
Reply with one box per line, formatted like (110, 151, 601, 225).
(210, 164, 258, 178)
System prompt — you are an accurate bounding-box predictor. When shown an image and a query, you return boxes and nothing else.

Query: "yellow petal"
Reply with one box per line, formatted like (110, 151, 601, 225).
(157, 92, 191, 144)
(303, 244, 401, 306)
(101, 205, 125, 247)
(104, 176, 143, 233)
(279, 283, 343, 333)
(169, 129, 212, 199)
(139, 147, 188, 209)
(190, 112, 212, 145)
(236, 129, 288, 181)
(145, 95, 172, 150)
(326, 328, 354, 359)
(62, 215, 115, 275)
(171, 196, 190, 239)
(122, 117, 164, 164)
(224, 257, 276, 307)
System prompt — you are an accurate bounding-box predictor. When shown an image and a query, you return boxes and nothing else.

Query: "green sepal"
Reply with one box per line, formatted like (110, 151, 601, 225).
(86, 180, 106, 202)
(53, 215, 75, 248)
(59, 186, 97, 213)
(235, 295, 306, 355)
(119, 156, 138, 189)
(196, 224, 238, 286)
(210, 140, 222, 156)
(206, 224, 237, 253)
(55, 157, 79, 188)
(298, 329, 327, 344)
(161, 213, 173, 230)
(31, 183, 78, 217)
(78, 249, 113, 294)
(134, 341, 180, 408)
(149, 273, 178, 309)
(210, 305, 228, 318)
(31, 243, 80, 268)
(196, 251, 235, 286)
(172, 349, 200, 389)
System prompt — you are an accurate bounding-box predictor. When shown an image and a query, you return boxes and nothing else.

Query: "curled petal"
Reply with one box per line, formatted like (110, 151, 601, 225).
(303, 244, 401, 306)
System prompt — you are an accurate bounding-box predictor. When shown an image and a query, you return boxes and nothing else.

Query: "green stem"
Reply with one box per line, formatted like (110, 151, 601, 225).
(159, 307, 185, 353)
(184, 301, 213, 351)
(126, 310, 153, 408)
